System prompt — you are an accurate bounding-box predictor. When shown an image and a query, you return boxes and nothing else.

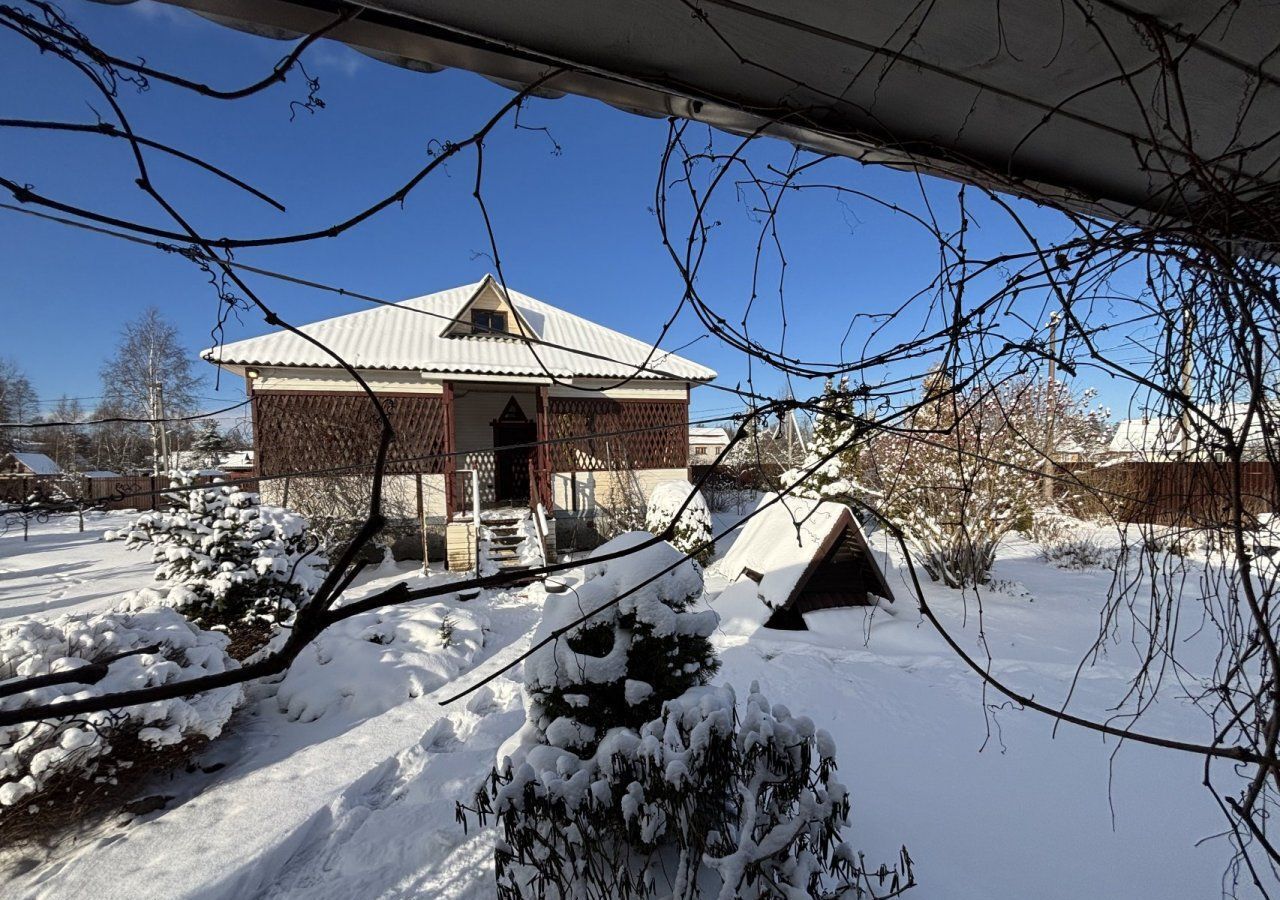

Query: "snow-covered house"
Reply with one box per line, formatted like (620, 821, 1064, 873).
(711, 493, 893, 632)
(0, 451, 63, 477)
(219, 450, 254, 473)
(203, 276, 716, 563)
(688, 426, 730, 463)
(1109, 404, 1271, 461)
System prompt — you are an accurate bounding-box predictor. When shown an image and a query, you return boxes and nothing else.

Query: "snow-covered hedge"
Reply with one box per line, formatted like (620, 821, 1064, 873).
(644, 480, 715, 565)
(0, 607, 240, 814)
(110, 479, 325, 629)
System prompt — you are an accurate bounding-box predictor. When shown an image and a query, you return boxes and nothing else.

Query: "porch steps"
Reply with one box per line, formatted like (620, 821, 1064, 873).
(483, 515, 539, 586)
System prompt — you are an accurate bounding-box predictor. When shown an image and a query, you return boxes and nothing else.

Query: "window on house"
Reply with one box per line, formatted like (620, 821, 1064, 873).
(694, 446, 708, 456)
(471, 309, 507, 335)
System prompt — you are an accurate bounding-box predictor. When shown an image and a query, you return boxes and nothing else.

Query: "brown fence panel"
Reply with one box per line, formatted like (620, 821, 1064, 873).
(1076, 461, 1279, 526)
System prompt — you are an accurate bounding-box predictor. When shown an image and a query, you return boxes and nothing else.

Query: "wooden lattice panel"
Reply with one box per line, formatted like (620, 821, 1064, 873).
(547, 398, 687, 471)
(254, 392, 448, 478)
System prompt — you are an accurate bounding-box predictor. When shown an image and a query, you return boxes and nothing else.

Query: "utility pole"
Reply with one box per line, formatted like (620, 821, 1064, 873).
(1042, 313, 1060, 502)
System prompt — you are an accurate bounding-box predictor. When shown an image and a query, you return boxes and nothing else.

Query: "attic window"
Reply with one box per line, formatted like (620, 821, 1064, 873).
(471, 309, 507, 335)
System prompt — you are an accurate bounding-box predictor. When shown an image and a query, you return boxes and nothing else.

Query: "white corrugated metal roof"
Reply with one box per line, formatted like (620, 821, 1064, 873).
(1110, 404, 1272, 458)
(202, 277, 715, 383)
(7, 452, 62, 476)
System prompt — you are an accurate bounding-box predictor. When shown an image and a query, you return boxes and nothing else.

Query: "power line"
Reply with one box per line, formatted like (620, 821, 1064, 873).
(0, 202, 781, 408)
(0, 398, 251, 429)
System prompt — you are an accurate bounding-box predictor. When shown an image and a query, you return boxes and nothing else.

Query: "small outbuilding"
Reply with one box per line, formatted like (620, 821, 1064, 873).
(712, 493, 893, 631)
(1, 452, 63, 477)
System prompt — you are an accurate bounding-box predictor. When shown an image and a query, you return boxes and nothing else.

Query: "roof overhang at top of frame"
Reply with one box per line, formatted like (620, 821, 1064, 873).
(109, 0, 1280, 245)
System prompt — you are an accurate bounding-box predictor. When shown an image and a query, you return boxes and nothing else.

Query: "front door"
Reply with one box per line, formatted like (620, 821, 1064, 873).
(492, 397, 535, 505)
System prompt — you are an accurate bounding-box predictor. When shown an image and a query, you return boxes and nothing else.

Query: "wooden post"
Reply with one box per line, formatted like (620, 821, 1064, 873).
(415, 472, 427, 565)
(536, 385, 551, 511)
(443, 381, 456, 520)
(1042, 312, 1060, 502)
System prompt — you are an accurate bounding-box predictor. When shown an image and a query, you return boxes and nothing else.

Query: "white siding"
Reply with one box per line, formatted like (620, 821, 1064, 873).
(553, 468, 688, 516)
(261, 474, 446, 520)
(549, 379, 689, 400)
(252, 368, 444, 394)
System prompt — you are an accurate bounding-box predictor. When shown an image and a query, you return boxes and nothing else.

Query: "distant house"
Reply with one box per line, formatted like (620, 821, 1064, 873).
(711, 493, 894, 632)
(219, 450, 254, 473)
(1109, 403, 1270, 461)
(1, 451, 63, 477)
(203, 276, 716, 564)
(688, 426, 730, 463)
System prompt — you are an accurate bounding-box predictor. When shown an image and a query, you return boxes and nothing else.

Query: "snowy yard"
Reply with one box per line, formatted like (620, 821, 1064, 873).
(0, 510, 1243, 898)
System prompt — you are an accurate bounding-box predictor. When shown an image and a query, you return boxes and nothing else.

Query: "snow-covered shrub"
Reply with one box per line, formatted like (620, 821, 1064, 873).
(110, 478, 325, 631)
(0, 607, 240, 837)
(461, 536, 911, 898)
(522, 533, 719, 755)
(1040, 536, 1117, 570)
(868, 375, 1044, 587)
(273, 601, 485, 724)
(644, 480, 714, 565)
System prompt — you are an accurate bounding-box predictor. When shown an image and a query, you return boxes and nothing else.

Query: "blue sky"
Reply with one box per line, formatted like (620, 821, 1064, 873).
(0, 0, 1117, 423)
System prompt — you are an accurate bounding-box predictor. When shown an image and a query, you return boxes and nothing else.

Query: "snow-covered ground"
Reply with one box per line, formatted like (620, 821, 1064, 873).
(0, 509, 1253, 898)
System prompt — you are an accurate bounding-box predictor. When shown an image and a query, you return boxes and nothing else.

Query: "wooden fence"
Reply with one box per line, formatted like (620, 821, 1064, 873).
(0, 472, 260, 512)
(1071, 461, 1280, 526)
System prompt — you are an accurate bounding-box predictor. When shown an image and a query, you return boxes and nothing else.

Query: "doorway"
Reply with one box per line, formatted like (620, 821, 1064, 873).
(492, 397, 535, 506)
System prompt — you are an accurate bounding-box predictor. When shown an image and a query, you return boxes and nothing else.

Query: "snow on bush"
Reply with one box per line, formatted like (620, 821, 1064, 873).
(109, 478, 325, 630)
(644, 480, 715, 565)
(461, 536, 911, 898)
(274, 601, 486, 724)
(868, 375, 1043, 588)
(0, 607, 240, 814)
(519, 533, 719, 755)
(1030, 511, 1118, 570)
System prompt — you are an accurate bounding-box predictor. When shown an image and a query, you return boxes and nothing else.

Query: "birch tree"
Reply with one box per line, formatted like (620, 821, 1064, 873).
(100, 309, 202, 474)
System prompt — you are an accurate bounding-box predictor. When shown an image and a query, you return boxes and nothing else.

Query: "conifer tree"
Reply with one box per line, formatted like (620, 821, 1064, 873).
(644, 480, 715, 565)
(115, 478, 321, 630)
(781, 376, 871, 507)
(192, 420, 227, 469)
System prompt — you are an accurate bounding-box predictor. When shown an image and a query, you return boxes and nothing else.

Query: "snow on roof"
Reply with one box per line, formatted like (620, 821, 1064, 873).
(220, 450, 254, 470)
(708, 493, 888, 634)
(202, 276, 716, 383)
(713, 493, 849, 603)
(1110, 403, 1272, 458)
(688, 427, 729, 440)
(7, 452, 62, 476)
(83, 470, 120, 479)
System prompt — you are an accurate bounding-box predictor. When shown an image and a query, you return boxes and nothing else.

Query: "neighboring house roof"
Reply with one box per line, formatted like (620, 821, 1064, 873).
(689, 427, 730, 442)
(83, 470, 121, 479)
(1110, 404, 1271, 458)
(203, 275, 716, 383)
(710, 493, 893, 633)
(5, 452, 63, 476)
(220, 451, 254, 471)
